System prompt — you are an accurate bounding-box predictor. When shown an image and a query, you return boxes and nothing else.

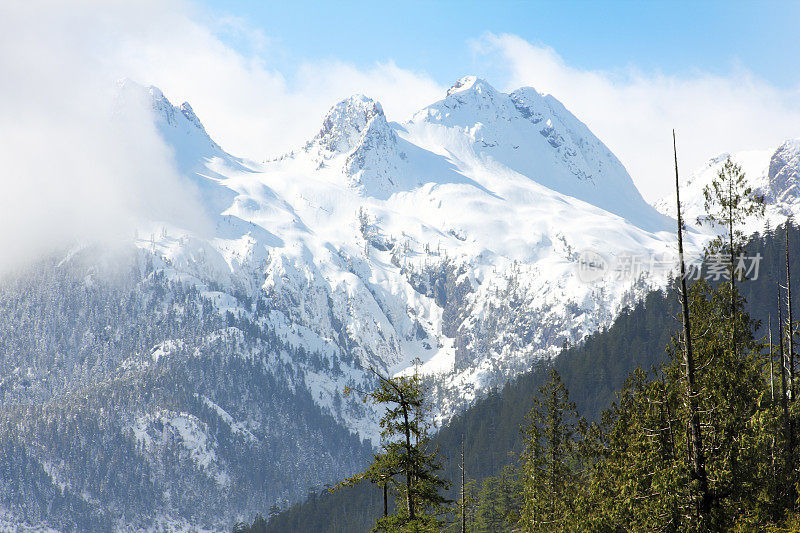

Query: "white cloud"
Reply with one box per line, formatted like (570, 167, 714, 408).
(113, 6, 444, 159)
(0, 2, 210, 271)
(474, 33, 800, 201)
(5, 2, 797, 272)
(0, 1, 444, 269)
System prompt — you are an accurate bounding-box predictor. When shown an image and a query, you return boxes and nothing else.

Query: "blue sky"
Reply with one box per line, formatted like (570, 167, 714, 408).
(2, 0, 799, 259)
(186, 0, 800, 200)
(202, 0, 800, 90)
(5, 0, 797, 213)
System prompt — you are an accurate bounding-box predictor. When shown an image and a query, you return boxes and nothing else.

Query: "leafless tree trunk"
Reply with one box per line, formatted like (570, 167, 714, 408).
(461, 435, 466, 533)
(786, 225, 797, 506)
(673, 130, 711, 520)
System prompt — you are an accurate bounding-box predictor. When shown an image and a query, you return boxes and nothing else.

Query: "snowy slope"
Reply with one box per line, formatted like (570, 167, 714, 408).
(654, 139, 800, 233)
(125, 76, 695, 421)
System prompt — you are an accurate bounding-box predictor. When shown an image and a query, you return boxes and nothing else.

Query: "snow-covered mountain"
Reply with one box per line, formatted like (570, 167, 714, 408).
(153, 74, 684, 411)
(654, 138, 800, 232)
(1, 76, 702, 531)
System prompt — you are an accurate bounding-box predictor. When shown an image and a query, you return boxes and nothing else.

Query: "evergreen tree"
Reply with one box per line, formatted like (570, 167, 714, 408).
(576, 369, 686, 531)
(697, 156, 765, 354)
(567, 278, 767, 531)
(473, 466, 521, 532)
(697, 157, 766, 283)
(518, 369, 583, 531)
(337, 369, 451, 532)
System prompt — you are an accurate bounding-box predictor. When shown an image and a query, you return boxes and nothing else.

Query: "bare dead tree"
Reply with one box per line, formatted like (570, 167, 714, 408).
(673, 130, 711, 520)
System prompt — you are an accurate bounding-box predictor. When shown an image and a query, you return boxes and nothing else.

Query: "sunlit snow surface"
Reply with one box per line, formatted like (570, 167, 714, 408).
(123, 76, 707, 440)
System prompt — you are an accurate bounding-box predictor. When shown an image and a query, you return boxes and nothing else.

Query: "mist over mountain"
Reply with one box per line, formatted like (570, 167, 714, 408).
(1, 75, 796, 531)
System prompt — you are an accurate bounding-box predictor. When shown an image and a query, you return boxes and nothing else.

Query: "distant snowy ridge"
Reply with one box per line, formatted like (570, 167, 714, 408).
(654, 138, 800, 233)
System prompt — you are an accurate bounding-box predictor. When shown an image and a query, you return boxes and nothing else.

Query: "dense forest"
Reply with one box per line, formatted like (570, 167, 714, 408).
(244, 280, 679, 532)
(251, 166, 800, 531)
(0, 247, 373, 531)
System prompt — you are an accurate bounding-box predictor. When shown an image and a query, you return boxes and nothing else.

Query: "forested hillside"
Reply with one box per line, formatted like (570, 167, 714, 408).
(0, 247, 373, 531)
(258, 221, 800, 532)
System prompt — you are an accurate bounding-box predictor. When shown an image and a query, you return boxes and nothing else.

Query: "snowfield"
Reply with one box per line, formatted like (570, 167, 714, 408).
(129, 75, 702, 431)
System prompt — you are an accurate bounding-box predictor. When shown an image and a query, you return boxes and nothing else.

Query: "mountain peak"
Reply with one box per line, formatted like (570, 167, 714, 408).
(147, 85, 166, 101)
(178, 101, 206, 133)
(309, 94, 390, 156)
(405, 77, 669, 232)
(116, 79, 210, 138)
(446, 75, 496, 97)
(410, 75, 505, 123)
(115, 79, 174, 124)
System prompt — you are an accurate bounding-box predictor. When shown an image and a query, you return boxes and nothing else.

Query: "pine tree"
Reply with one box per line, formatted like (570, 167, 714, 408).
(697, 157, 765, 354)
(572, 276, 767, 530)
(683, 280, 764, 526)
(473, 466, 521, 532)
(337, 369, 451, 532)
(697, 157, 766, 283)
(518, 369, 583, 531)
